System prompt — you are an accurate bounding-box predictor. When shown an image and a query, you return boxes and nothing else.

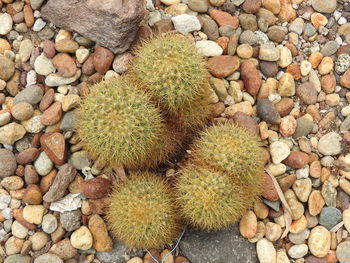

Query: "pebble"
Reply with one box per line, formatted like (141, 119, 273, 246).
(0, 56, 15, 81)
(308, 190, 325, 216)
(321, 181, 337, 207)
(70, 226, 93, 250)
(60, 210, 81, 231)
(336, 53, 350, 74)
(34, 151, 53, 176)
(278, 73, 295, 96)
(296, 82, 318, 105)
(318, 132, 342, 156)
(311, 0, 337, 13)
(0, 13, 13, 35)
(209, 9, 239, 28)
(270, 141, 290, 164)
(52, 53, 77, 77)
(34, 253, 63, 263)
(319, 207, 342, 230)
(208, 56, 240, 78)
(14, 85, 44, 105)
(0, 123, 26, 145)
(188, 0, 208, 12)
(68, 151, 91, 170)
(23, 205, 46, 224)
(195, 40, 223, 56)
(240, 61, 262, 96)
(88, 214, 113, 252)
(239, 211, 257, 238)
(12, 102, 34, 121)
(40, 132, 66, 165)
(265, 222, 281, 242)
(19, 39, 34, 63)
(308, 226, 331, 258)
(256, 238, 276, 263)
(320, 41, 339, 56)
(0, 149, 17, 178)
(49, 238, 77, 260)
(11, 220, 28, 238)
(288, 244, 308, 259)
(30, 231, 48, 251)
(292, 178, 312, 202)
(344, 209, 350, 233)
(83, 177, 111, 199)
(259, 43, 280, 61)
(41, 213, 58, 234)
(34, 54, 56, 76)
(171, 14, 201, 35)
(45, 70, 81, 87)
(278, 46, 292, 68)
(336, 241, 350, 263)
(256, 99, 280, 124)
(289, 229, 310, 245)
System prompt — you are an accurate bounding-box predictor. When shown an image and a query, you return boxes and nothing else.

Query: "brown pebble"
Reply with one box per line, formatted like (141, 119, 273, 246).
(23, 4, 34, 27)
(55, 39, 79, 53)
(16, 148, 40, 165)
(43, 40, 56, 58)
(83, 177, 111, 199)
(40, 102, 62, 126)
(24, 165, 39, 184)
(11, 102, 34, 121)
(144, 249, 161, 263)
(278, 174, 297, 192)
(93, 46, 114, 74)
(231, 111, 259, 136)
(39, 88, 55, 112)
(52, 53, 78, 78)
(22, 184, 43, 205)
(12, 208, 36, 230)
(283, 151, 309, 169)
(40, 169, 57, 194)
(275, 97, 294, 117)
(261, 173, 279, 201)
(240, 60, 262, 96)
(175, 256, 190, 263)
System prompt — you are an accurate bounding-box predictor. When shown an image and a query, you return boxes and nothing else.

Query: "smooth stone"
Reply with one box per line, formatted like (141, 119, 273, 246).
(336, 241, 350, 263)
(256, 238, 276, 263)
(45, 70, 81, 87)
(14, 85, 44, 105)
(171, 14, 201, 34)
(34, 151, 53, 176)
(34, 253, 63, 263)
(318, 132, 342, 156)
(270, 141, 290, 164)
(319, 207, 342, 230)
(256, 99, 280, 125)
(195, 40, 223, 56)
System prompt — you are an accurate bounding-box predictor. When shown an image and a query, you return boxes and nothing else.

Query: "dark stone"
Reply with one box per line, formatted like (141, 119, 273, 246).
(259, 61, 278, 77)
(179, 224, 257, 263)
(41, 0, 144, 54)
(256, 99, 281, 125)
(296, 82, 318, 105)
(292, 118, 314, 139)
(319, 207, 342, 230)
(231, 112, 259, 136)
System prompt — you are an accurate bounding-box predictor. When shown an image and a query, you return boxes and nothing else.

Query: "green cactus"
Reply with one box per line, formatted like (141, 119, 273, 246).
(106, 172, 181, 248)
(76, 76, 174, 169)
(190, 123, 265, 195)
(133, 34, 209, 112)
(176, 165, 248, 230)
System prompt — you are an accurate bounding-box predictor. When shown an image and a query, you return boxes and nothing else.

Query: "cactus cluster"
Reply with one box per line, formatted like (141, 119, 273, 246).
(134, 35, 209, 113)
(106, 172, 181, 248)
(77, 34, 265, 249)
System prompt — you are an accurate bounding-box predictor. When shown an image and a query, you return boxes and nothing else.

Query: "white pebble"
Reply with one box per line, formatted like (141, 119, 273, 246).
(32, 18, 46, 31)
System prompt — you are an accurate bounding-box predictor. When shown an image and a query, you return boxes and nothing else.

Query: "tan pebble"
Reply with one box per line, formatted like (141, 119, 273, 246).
(88, 214, 113, 252)
(279, 115, 297, 137)
(288, 198, 304, 220)
(239, 210, 257, 238)
(224, 101, 253, 116)
(248, 221, 266, 243)
(311, 12, 328, 28)
(265, 222, 281, 242)
(236, 44, 253, 59)
(309, 161, 321, 178)
(308, 52, 323, 68)
(290, 215, 307, 234)
(292, 178, 312, 203)
(175, 256, 190, 263)
(70, 226, 93, 250)
(325, 94, 340, 106)
(318, 57, 334, 75)
(62, 94, 81, 111)
(5, 236, 24, 255)
(23, 205, 46, 224)
(29, 231, 48, 251)
(161, 249, 174, 263)
(308, 190, 325, 216)
(254, 200, 269, 219)
(300, 60, 312, 76)
(308, 226, 331, 258)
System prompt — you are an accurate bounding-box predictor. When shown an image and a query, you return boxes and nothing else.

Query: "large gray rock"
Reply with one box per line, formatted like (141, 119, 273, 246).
(180, 225, 258, 263)
(41, 0, 144, 54)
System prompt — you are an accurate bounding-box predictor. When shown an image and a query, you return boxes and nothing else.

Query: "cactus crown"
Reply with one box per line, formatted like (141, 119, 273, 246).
(134, 34, 208, 112)
(191, 123, 264, 186)
(106, 172, 181, 249)
(176, 165, 247, 230)
(76, 76, 165, 169)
